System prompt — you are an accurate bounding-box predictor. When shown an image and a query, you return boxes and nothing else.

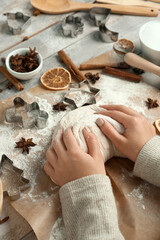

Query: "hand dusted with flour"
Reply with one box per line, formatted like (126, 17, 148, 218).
(52, 105, 124, 162)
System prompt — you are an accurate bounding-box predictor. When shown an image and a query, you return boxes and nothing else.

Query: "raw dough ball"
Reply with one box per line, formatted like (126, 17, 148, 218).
(53, 105, 124, 162)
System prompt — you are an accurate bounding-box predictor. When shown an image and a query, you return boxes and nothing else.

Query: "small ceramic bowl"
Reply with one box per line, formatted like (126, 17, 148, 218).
(6, 48, 43, 80)
(139, 20, 160, 65)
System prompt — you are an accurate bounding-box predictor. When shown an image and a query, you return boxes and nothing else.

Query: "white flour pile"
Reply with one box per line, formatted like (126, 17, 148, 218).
(0, 74, 160, 239)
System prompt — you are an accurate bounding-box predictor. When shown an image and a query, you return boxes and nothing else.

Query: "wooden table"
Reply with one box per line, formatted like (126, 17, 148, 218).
(0, 1, 160, 239)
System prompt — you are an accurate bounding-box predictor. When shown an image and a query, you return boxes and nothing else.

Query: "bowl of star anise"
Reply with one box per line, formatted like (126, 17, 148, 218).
(6, 47, 43, 80)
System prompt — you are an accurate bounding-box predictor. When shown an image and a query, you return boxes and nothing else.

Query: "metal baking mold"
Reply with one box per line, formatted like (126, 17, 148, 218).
(5, 12, 31, 35)
(0, 155, 30, 201)
(61, 15, 84, 37)
(5, 97, 48, 129)
(64, 80, 100, 108)
(99, 23, 119, 43)
(89, 7, 119, 43)
(89, 7, 111, 27)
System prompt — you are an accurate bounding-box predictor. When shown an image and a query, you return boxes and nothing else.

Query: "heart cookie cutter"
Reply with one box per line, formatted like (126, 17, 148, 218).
(5, 12, 31, 35)
(5, 97, 49, 129)
(61, 15, 84, 37)
(64, 80, 100, 108)
(0, 155, 30, 201)
(89, 7, 119, 43)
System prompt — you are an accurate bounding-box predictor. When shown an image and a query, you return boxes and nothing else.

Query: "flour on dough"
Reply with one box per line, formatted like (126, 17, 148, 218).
(53, 105, 124, 162)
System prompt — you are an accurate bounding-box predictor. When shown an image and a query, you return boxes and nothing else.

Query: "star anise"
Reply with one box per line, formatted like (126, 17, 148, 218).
(146, 98, 159, 109)
(85, 72, 100, 84)
(53, 102, 67, 111)
(10, 47, 39, 73)
(0, 89, 3, 93)
(132, 67, 144, 75)
(6, 83, 13, 89)
(1, 57, 6, 63)
(15, 137, 36, 154)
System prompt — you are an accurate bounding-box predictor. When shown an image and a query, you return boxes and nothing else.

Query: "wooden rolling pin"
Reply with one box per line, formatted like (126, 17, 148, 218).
(124, 53, 160, 77)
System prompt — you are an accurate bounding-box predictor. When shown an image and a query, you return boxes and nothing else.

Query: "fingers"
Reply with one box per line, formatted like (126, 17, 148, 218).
(98, 110, 131, 127)
(52, 129, 66, 157)
(99, 105, 139, 117)
(44, 161, 56, 181)
(63, 128, 80, 152)
(96, 118, 125, 145)
(46, 147, 58, 169)
(83, 128, 102, 159)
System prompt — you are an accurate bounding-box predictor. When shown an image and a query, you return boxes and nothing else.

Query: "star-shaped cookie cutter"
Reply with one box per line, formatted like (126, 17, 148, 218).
(5, 12, 31, 35)
(89, 8, 119, 43)
(61, 15, 84, 38)
(5, 97, 49, 129)
(0, 155, 30, 201)
(64, 80, 100, 108)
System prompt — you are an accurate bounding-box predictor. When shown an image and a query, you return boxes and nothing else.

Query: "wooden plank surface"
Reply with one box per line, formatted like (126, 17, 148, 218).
(0, 1, 160, 239)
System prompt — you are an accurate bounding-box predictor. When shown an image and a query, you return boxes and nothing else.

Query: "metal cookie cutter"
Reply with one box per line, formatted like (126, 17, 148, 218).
(89, 7, 111, 27)
(89, 8, 119, 43)
(5, 12, 31, 35)
(0, 155, 30, 201)
(5, 97, 48, 129)
(64, 80, 100, 108)
(61, 15, 84, 38)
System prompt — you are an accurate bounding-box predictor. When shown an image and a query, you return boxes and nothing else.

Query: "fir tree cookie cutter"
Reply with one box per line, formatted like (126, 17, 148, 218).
(5, 12, 31, 35)
(89, 8, 119, 43)
(61, 15, 84, 37)
(5, 97, 48, 129)
(64, 80, 100, 108)
(0, 155, 30, 201)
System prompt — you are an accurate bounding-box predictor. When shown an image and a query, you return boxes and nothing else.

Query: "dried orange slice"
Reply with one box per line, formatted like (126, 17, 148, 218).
(41, 67, 71, 90)
(155, 119, 160, 134)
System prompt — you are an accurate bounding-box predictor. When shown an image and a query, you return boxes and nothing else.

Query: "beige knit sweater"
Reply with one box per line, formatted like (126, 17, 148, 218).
(59, 136, 160, 240)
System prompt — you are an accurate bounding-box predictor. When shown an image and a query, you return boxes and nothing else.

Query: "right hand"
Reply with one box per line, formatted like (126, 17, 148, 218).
(96, 105, 156, 162)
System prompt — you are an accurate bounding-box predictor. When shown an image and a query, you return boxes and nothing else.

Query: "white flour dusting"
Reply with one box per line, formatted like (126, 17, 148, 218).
(0, 74, 160, 238)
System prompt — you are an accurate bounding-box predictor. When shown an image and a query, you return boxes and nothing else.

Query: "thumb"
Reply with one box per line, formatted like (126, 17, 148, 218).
(96, 118, 124, 145)
(83, 128, 102, 159)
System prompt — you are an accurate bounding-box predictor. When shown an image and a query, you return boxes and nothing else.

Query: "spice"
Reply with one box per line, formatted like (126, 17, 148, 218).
(0, 216, 9, 225)
(53, 102, 67, 111)
(10, 47, 39, 73)
(146, 98, 159, 109)
(132, 67, 144, 75)
(15, 137, 36, 154)
(6, 83, 13, 89)
(0, 89, 3, 93)
(33, 9, 41, 16)
(0, 66, 24, 91)
(1, 57, 6, 63)
(23, 36, 29, 41)
(85, 72, 100, 84)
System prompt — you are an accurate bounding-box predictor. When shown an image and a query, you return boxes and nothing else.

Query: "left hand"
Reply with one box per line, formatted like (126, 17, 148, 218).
(44, 128, 106, 186)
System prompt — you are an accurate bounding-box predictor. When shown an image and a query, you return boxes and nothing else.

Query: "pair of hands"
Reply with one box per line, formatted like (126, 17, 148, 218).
(44, 105, 156, 186)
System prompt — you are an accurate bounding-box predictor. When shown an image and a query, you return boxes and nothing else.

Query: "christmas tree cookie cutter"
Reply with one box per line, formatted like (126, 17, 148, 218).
(61, 15, 84, 37)
(64, 80, 101, 108)
(0, 155, 30, 201)
(89, 8, 119, 43)
(5, 97, 49, 129)
(5, 12, 31, 35)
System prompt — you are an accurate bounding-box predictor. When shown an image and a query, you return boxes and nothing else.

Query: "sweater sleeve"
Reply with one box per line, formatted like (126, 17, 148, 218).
(133, 135, 160, 187)
(59, 174, 124, 240)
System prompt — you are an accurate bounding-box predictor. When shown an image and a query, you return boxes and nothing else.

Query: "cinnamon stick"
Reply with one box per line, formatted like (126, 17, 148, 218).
(79, 62, 130, 70)
(0, 66, 24, 91)
(58, 50, 85, 82)
(103, 66, 142, 82)
(0, 216, 9, 225)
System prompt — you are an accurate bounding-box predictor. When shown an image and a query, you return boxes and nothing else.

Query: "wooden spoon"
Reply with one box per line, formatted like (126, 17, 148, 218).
(0, 178, 3, 215)
(30, 0, 158, 16)
(96, 0, 160, 10)
(124, 52, 160, 77)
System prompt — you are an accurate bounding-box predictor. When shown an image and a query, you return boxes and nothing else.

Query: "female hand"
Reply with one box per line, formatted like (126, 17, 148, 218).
(44, 128, 106, 186)
(96, 105, 156, 162)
